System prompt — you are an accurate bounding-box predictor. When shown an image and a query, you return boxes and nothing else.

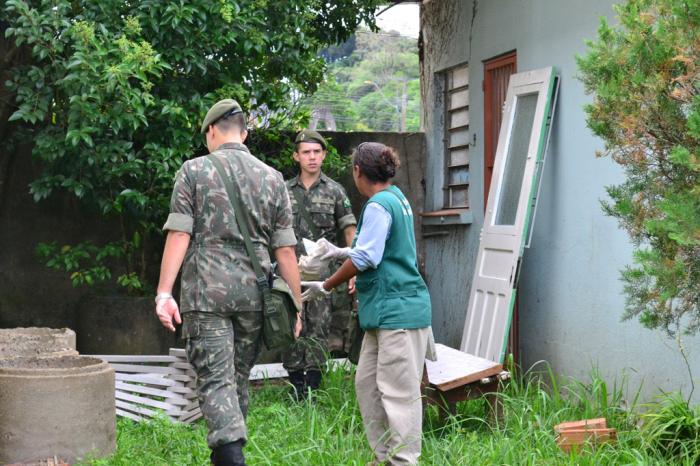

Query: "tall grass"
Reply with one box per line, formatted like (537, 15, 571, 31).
(84, 361, 699, 465)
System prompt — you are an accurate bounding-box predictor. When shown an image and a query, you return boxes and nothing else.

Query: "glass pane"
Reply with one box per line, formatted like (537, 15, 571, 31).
(450, 66, 469, 89)
(450, 148, 469, 166)
(449, 128, 469, 148)
(450, 187, 469, 208)
(450, 89, 469, 109)
(449, 167, 469, 185)
(494, 92, 539, 226)
(450, 109, 469, 128)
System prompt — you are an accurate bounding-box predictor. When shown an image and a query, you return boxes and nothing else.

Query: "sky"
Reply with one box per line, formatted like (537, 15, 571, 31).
(375, 3, 419, 39)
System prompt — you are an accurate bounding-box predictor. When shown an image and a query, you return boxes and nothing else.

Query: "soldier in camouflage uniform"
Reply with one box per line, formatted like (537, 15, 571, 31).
(283, 129, 356, 399)
(155, 99, 302, 466)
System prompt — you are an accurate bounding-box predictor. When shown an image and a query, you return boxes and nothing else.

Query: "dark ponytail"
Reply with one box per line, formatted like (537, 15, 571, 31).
(351, 142, 401, 183)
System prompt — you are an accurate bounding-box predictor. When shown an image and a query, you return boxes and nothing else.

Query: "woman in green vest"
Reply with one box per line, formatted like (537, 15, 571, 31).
(301, 142, 432, 465)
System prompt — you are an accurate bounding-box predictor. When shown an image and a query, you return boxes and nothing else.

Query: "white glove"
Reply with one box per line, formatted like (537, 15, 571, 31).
(317, 238, 350, 261)
(301, 281, 331, 302)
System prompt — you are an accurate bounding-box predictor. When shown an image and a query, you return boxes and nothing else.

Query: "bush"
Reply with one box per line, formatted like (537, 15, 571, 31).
(1, 0, 378, 294)
(577, 0, 700, 336)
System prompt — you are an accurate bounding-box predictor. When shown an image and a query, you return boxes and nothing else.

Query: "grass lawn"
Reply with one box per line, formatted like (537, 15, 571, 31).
(83, 363, 699, 465)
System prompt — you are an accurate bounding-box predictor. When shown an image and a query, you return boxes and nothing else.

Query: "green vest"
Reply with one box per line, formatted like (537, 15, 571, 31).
(353, 186, 432, 330)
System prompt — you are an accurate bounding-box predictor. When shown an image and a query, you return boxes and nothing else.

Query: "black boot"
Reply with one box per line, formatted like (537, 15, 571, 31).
(288, 370, 306, 401)
(211, 440, 246, 466)
(306, 369, 322, 391)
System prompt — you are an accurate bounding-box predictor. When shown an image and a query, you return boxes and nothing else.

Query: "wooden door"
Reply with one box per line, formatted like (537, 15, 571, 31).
(461, 67, 557, 363)
(484, 52, 517, 208)
(483, 51, 518, 362)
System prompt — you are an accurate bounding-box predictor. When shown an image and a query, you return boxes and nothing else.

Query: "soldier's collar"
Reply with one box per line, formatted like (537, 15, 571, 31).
(216, 142, 250, 153)
(291, 171, 326, 188)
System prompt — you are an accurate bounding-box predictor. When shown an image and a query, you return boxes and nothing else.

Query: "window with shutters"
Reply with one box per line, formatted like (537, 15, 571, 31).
(443, 64, 470, 209)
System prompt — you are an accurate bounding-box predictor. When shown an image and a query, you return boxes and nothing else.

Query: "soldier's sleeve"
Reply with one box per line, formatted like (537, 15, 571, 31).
(334, 185, 357, 231)
(270, 175, 297, 249)
(162, 164, 194, 234)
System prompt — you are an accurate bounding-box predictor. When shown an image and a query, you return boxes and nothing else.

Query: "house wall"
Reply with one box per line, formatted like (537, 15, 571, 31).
(421, 0, 700, 402)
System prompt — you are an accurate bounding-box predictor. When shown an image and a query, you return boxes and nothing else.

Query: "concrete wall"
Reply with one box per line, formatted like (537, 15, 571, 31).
(420, 0, 700, 402)
(0, 132, 426, 330)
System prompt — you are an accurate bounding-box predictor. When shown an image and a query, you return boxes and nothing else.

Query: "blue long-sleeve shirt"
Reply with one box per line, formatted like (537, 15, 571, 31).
(348, 202, 392, 271)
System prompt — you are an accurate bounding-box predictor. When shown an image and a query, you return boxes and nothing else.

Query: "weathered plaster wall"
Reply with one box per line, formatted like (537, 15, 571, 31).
(421, 0, 700, 402)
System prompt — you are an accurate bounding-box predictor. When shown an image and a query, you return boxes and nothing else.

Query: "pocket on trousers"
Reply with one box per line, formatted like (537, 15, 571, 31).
(183, 315, 209, 370)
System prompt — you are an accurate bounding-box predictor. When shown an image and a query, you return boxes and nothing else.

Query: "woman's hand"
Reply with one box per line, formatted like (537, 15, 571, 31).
(301, 280, 331, 302)
(318, 238, 351, 261)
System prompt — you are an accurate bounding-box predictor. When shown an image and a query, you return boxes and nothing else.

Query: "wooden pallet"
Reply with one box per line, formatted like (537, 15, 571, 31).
(94, 348, 201, 423)
(423, 344, 510, 417)
(92, 350, 351, 423)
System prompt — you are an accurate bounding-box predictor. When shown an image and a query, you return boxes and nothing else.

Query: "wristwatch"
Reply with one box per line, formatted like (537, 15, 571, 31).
(155, 292, 173, 303)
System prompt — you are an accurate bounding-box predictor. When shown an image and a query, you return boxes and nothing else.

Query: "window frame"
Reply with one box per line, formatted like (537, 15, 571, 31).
(442, 63, 470, 210)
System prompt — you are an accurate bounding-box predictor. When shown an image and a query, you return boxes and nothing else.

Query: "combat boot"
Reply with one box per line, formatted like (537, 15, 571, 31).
(211, 440, 246, 466)
(288, 370, 306, 401)
(306, 369, 322, 392)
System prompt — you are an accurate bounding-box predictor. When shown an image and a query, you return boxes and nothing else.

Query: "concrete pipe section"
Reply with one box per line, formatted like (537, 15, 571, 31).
(0, 355, 116, 464)
(0, 327, 77, 359)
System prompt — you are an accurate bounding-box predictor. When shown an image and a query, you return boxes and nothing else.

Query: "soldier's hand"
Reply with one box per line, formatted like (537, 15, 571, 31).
(294, 312, 302, 338)
(348, 276, 356, 295)
(155, 297, 181, 333)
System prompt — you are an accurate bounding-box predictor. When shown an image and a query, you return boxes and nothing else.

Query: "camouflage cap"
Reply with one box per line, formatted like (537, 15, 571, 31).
(295, 129, 326, 149)
(200, 99, 243, 134)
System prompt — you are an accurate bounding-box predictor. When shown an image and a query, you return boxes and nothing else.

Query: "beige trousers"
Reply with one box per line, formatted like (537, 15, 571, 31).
(355, 327, 430, 465)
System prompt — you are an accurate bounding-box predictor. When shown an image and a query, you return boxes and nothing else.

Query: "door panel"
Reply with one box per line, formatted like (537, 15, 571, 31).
(461, 67, 557, 362)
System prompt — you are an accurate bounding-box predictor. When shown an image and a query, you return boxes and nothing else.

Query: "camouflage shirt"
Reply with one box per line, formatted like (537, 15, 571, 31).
(163, 142, 296, 313)
(286, 172, 356, 256)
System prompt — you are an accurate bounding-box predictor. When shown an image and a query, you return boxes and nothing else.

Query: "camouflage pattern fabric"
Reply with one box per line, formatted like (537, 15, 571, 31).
(283, 173, 356, 370)
(163, 142, 297, 313)
(163, 142, 296, 447)
(182, 311, 262, 448)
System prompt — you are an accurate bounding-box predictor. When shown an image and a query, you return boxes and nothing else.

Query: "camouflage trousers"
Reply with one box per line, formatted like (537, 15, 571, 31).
(283, 281, 353, 372)
(181, 310, 263, 448)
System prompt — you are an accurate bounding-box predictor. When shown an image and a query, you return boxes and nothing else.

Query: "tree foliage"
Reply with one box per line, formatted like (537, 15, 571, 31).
(577, 0, 700, 335)
(307, 29, 420, 132)
(1, 0, 380, 293)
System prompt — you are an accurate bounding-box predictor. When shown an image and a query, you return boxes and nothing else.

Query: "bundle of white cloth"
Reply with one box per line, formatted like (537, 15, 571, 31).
(298, 238, 350, 280)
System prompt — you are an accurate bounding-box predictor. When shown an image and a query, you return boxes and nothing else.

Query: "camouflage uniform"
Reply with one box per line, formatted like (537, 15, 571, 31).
(163, 142, 296, 448)
(283, 173, 356, 372)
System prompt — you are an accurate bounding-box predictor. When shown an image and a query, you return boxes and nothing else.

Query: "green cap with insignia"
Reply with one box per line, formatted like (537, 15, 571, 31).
(295, 129, 326, 149)
(200, 99, 244, 134)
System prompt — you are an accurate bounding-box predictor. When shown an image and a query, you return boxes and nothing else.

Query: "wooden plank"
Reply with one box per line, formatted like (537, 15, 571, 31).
(249, 363, 289, 380)
(425, 344, 502, 391)
(116, 391, 187, 414)
(116, 399, 159, 418)
(115, 381, 189, 405)
(91, 355, 180, 363)
(171, 362, 194, 370)
(115, 372, 178, 387)
(115, 373, 177, 387)
(116, 407, 146, 422)
(169, 348, 187, 358)
(179, 410, 202, 424)
(554, 418, 607, 434)
(110, 363, 185, 375)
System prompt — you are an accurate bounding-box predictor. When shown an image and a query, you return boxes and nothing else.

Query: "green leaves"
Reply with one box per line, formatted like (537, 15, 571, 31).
(4, 0, 379, 294)
(578, 0, 700, 336)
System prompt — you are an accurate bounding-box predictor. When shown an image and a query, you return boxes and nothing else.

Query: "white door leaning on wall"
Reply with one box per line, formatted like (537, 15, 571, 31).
(461, 67, 559, 363)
